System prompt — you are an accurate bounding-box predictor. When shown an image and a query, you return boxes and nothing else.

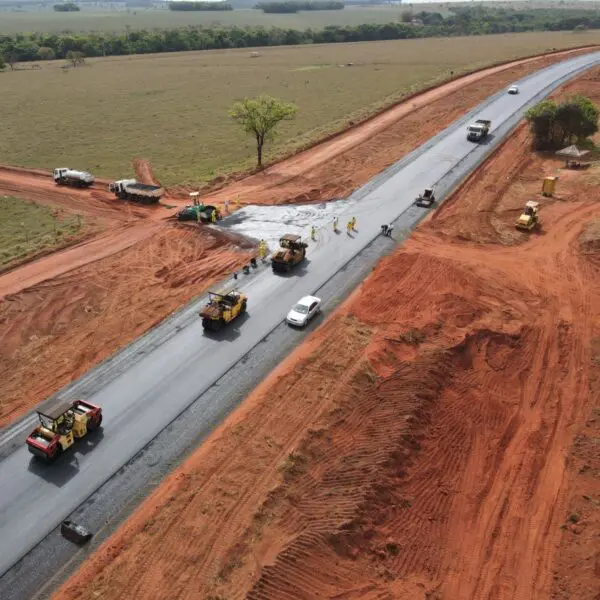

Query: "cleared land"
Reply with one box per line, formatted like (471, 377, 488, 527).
(0, 195, 94, 271)
(0, 6, 452, 34)
(0, 46, 595, 428)
(53, 69, 600, 600)
(3, 32, 600, 186)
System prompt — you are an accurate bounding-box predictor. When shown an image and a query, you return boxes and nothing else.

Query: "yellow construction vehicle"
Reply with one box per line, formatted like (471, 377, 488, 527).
(271, 234, 308, 273)
(26, 399, 103, 463)
(199, 287, 247, 331)
(515, 201, 540, 231)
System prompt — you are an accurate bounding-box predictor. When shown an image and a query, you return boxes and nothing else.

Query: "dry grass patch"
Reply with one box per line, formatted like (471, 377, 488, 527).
(2, 31, 600, 185)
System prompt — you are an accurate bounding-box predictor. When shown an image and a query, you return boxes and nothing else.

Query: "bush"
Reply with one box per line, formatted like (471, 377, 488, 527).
(525, 95, 599, 150)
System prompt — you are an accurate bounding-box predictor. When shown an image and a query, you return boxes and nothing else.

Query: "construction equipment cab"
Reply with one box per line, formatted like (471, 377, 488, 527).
(515, 201, 540, 231)
(26, 399, 103, 463)
(415, 187, 435, 208)
(176, 204, 221, 223)
(53, 168, 95, 188)
(199, 288, 247, 331)
(271, 234, 308, 273)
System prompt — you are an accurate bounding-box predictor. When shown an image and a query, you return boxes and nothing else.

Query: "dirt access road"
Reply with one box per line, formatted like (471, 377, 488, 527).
(54, 70, 600, 600)
(0, 47, 596, 427)
(0, 45, 594, 301)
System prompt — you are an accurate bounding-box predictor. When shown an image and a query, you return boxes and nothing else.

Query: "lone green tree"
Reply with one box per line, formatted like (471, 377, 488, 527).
(525, 95, 599, 150)
(66, 50, 85, 67)
(229, 95, 298, 168)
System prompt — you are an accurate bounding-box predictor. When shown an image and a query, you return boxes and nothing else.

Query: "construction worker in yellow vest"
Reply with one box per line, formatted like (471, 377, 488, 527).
(351, 216, 357, 231)
(258, 239, 266, 259)
(333, 216, 339, 232)
(311, 226, 317, 241)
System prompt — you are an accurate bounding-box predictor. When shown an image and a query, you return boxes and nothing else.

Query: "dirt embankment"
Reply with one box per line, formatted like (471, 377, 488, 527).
(0, 224, 251, 427)
(53, 71, 600, 600)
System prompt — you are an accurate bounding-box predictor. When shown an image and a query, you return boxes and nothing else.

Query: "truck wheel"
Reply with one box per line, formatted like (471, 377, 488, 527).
(240, 300, 247, 313)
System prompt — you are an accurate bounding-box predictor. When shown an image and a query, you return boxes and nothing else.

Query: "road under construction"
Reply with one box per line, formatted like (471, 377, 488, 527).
(1, 49, 600, 600)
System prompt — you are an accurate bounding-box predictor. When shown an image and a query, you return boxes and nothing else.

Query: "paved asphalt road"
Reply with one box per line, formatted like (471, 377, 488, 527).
(1, 50, 600, 585)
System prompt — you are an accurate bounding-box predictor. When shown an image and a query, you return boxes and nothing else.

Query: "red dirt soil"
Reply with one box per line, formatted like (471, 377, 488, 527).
(0, 224, 252, 428)
(52, 70, 600, 600)
(0, 45, 595, 300)
(2, 47, 597, 426)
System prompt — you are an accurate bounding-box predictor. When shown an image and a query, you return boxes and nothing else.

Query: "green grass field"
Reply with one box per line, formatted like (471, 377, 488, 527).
(0, 6, 449, 34)
(1, 31, 600, 186)
(1, 1, 600, 34)
(0, 196, 87, 270)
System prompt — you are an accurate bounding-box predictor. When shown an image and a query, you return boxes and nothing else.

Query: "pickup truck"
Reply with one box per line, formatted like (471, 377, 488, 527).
(466, 119, 491, 143)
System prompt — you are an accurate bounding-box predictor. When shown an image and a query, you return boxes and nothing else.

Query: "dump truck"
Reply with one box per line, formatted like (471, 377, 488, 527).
(26, 399, 103, 463)
(515, 201, 540, 231)
(415, 187, 435, 208)
(53, 168, 94, 188)
(466, 119, 491, 143)
(177, 204, 221, 223)
(271, 234, 308, 273)
(199, 288, 247, 331)
(109, 179, 164, 204)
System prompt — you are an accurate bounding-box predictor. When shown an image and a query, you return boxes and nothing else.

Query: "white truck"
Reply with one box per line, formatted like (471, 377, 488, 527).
(53, 168, 95, 188)
(466, 119, 491, 143)
(108, 179, 164, 204)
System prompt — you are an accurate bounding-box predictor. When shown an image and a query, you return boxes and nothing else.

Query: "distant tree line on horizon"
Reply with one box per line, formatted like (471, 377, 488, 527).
(53, 2, 80, 10)
(2, 7, 600, 66)
(254, 2, 344, 13)
(167, 1, 233, 11)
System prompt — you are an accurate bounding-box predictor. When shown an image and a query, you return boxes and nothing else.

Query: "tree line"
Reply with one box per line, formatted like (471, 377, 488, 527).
(254, 2, 344, 13)
(168, 2, 233, 11)
(2, 7, 600, 65)
(525, 96, 599, 150)
(53, 2, 80, 11)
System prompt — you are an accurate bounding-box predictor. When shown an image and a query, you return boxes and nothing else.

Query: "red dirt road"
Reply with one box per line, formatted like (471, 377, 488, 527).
(0, 222, 163, 299)
(52, 71, 600, 600)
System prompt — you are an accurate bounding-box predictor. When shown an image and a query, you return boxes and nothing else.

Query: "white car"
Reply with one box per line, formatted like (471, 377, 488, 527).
(286, 295, 321, 327)
(507, 85, 519, 95)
